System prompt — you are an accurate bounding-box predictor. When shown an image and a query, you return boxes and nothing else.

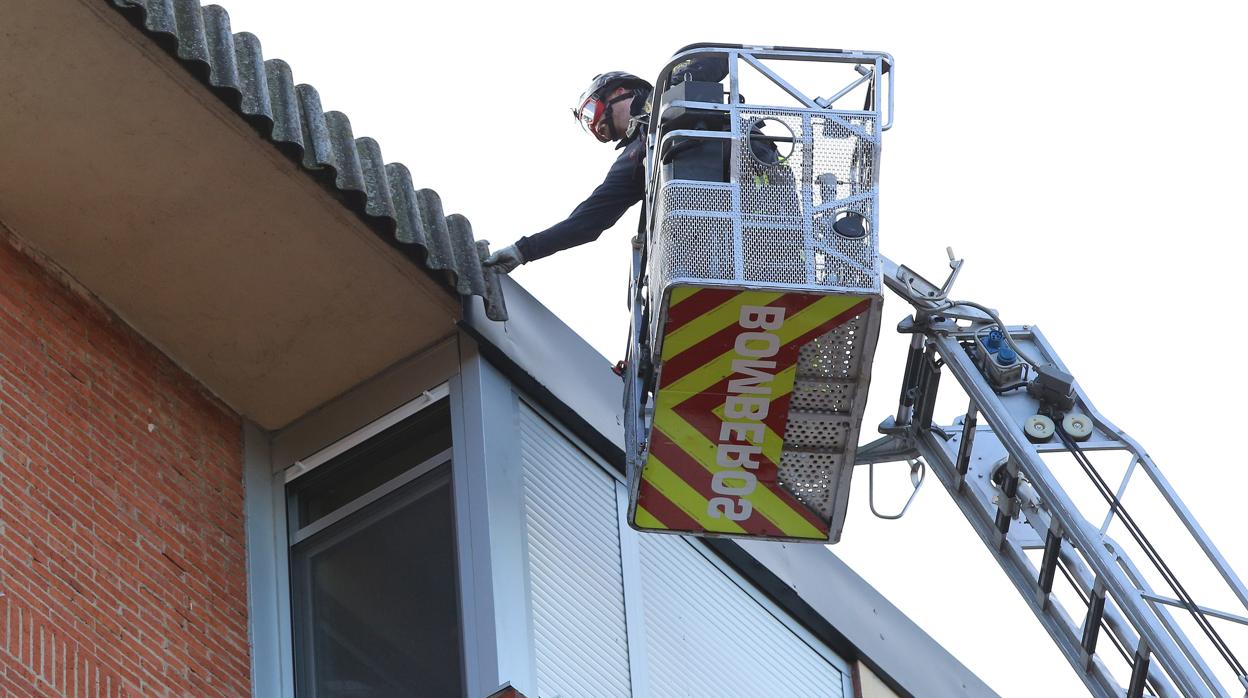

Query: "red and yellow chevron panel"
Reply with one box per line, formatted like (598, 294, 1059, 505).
(631, 285, 872, 541)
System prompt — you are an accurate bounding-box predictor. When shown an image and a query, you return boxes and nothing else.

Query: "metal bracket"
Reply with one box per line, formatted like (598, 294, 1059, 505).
(854, 430, 919, 465)
(894, 246, 963, 303)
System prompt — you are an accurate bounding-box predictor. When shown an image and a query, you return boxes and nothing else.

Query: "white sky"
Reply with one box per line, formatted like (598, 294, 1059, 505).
(218, 1, 1247, 694)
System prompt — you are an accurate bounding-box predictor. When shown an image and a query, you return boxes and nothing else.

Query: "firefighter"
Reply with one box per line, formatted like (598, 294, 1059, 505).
(482, 71, 653, 273)
(483, 59, 731, 273)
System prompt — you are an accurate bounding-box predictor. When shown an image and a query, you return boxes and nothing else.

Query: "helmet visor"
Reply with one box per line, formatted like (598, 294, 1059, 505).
(577, 96, 611, 142)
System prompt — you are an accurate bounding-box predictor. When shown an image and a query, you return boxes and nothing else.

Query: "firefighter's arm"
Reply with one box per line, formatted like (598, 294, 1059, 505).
(507, 143, 645, 265)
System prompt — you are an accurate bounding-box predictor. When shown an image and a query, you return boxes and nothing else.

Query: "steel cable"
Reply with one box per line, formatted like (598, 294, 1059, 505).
(1056, 428, 1246, 681)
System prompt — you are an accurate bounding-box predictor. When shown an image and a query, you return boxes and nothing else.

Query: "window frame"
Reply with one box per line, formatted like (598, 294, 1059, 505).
(281, 384, 459, 698)
(277, 387, 459, 698)
(288, 459, 460, 698)
(286, 445, 452, 545)
(282, 383, 450, 486)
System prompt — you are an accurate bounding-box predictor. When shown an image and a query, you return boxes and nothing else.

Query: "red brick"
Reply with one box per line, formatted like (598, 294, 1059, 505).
(0, 232, 249, 697)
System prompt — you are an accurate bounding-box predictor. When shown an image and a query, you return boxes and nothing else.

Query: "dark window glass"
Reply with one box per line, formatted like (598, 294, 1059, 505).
(290, 400, 452, 529)
(289, 399, 461, 698)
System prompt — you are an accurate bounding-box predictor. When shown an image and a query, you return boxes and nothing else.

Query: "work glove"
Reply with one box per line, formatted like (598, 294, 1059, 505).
(483, 243, 526, 274)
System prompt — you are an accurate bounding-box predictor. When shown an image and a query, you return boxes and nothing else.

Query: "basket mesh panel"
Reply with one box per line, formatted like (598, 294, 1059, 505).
(778, 451, 846, 515)
(651, 108, 880, 298)
(795, 315, 865, 379)
(776, 310, 871, 518)
(661, 182, 733, 214)
(790, 380, 854, 413)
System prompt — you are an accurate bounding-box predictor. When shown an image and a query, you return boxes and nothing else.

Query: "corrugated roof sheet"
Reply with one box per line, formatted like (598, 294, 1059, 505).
(109, 0, 508, 321)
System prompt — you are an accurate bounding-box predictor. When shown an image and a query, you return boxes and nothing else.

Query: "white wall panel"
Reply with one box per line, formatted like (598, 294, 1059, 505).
(638, 533, 847, 698)
(519, 404, 632, 698)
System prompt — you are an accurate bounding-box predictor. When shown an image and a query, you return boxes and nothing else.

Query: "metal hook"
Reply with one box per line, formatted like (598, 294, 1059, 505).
(869, 458, 927, 520)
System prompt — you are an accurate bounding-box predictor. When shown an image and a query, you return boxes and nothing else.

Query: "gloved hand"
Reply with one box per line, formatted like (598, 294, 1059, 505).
(483, 243, 526, 274)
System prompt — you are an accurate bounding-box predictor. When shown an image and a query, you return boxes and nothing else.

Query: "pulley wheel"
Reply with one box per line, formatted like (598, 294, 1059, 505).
(1062, 413, 1094, 441)
(1024, 415, 1055, 443)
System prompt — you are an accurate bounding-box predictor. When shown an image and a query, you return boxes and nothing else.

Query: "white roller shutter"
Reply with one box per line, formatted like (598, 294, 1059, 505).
(519, 404, 632, 698)
(638, 533, 848, 698)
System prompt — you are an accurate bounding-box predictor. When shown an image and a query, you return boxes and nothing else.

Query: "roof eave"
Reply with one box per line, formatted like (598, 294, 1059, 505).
(109, 0, 508, 322)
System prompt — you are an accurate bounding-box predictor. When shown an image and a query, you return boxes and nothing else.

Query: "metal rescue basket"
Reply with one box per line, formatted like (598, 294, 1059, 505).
(624, 45, 894, 542)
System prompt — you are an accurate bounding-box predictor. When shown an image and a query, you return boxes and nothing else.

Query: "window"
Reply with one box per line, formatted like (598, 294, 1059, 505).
(286, 398, 460, 697)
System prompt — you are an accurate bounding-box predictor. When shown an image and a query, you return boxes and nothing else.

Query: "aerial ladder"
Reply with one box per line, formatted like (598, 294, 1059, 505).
(621, 44, 1248, 697)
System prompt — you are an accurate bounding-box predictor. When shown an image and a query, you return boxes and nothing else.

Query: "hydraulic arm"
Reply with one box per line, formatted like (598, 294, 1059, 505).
(859, 253, 1248, 697)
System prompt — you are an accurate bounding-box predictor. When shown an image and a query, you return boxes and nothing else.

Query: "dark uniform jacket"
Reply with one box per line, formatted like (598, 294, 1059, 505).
(514, 57, 730, 263)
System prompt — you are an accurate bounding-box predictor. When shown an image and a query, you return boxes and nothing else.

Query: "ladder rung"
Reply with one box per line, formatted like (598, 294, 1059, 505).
(994, 466, 1020, 536)
(913, 350, 941, 427)
(1038, 530, 1062, 595)
(1127, 648, 1151, 698)
(1082, 587, 1107, 657)
(953, 403, 977, 482)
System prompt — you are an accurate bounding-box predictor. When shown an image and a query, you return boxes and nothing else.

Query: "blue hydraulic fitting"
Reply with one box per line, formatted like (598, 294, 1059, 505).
(996, 345, 1018, 366)
(984, 330, 1005, 353)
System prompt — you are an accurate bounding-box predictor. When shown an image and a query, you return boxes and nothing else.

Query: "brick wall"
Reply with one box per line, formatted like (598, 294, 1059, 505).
(0, 232, 249, 697)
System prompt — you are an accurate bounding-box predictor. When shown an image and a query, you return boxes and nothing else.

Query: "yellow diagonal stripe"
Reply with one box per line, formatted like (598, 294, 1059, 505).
(651, 409, 824, 539)
(661, 291, 782, 361)
(633, 505, 668, 530)
(668, 286, 700, 307)
(641, 453, 746, 534)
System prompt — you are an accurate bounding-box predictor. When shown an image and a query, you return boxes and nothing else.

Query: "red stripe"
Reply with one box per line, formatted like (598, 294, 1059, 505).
(664, 288, 741, 333)
(635, 480, 703, 531)
(658, 292, 825, 389)
(649, 437, 784, 537)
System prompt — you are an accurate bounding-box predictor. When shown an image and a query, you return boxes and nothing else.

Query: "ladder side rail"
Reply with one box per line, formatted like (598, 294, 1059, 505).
(1053, 544, 1183, 697)
(902, 392, 1180, 695)
(879, 255, 1243, 692)
(1018, 454, 1223, 695)
(1104, 534, 1233, 693)
(926, 329, 1228, 697)
(1054, 425, 1247, 687)
(902, 416, 1130, 698)
(1027, 328, 1248, 615)
(1024, 327, 1247, 687)
(1018, 476, 1187, 696)
(1010, 474, 1184, 696)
